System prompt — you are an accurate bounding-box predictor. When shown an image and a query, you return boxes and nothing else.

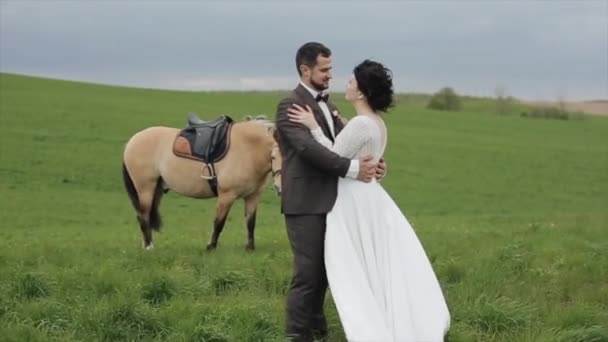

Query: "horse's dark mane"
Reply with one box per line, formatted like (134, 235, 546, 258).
(243, 115, 275, 130)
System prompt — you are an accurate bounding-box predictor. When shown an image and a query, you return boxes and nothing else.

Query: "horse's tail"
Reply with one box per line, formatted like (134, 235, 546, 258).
(122, 162, 141, 212)
(122, 162, 163, 231)
(149, 178, 164, 231)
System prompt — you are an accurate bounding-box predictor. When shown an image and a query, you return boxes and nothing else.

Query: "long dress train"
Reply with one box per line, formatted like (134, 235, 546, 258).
(310, 115, 450, 341)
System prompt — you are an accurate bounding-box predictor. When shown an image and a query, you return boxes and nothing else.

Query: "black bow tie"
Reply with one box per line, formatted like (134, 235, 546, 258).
(315, 93, 329, 102)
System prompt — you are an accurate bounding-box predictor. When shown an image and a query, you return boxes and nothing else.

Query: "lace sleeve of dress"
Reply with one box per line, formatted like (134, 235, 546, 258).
(309, 116, 372, 158)
(310, 126, 334, 149)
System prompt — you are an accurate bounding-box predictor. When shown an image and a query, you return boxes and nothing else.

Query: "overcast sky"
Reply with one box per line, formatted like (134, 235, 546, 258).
(1, 0, 607, 100)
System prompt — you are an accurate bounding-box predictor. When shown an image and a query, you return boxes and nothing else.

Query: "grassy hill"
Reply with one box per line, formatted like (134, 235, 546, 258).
(1, 73, 607, 341)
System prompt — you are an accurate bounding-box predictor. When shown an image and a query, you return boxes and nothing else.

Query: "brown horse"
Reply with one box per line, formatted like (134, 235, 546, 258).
(121, 115, 282, 251)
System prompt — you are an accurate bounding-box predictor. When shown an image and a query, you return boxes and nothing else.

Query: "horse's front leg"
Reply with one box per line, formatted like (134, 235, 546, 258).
(244, 191, 261, 251)
(206, 192, 236, 250)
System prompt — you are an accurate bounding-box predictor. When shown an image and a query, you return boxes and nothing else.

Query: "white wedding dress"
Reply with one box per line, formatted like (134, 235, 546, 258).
(310, 114, 450, 342)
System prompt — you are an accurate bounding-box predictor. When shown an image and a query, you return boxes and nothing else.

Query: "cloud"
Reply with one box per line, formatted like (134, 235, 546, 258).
(159, 76, 299, 91)
(1, 1, 606, 100)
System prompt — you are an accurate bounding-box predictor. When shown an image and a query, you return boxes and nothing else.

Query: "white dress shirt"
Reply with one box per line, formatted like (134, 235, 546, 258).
(299, 81, 359, 179)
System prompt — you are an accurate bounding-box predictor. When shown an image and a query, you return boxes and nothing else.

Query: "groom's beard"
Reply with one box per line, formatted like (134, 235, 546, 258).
(311, 79, 329, 92)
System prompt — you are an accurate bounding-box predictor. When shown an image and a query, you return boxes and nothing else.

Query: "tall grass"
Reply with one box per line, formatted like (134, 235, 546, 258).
(1, 73, 607, 341)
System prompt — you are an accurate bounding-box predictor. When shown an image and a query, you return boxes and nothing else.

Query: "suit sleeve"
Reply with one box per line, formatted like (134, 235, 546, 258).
(276, 98, 351, 177)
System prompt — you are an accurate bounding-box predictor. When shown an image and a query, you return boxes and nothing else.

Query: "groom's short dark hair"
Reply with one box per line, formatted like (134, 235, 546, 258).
(296, 42, 331, 76)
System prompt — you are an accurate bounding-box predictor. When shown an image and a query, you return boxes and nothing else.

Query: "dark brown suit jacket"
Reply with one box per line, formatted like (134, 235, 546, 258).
(275, 84, 350, 215)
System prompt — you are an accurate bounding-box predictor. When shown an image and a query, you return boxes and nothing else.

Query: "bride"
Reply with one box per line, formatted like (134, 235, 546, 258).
(287, 59, 451, 341)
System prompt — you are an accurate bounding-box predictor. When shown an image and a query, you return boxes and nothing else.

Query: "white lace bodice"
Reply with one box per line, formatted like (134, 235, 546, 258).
(310, 115, 387, 162)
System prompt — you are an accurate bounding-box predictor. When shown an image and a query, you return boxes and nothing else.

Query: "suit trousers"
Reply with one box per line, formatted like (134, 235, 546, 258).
(285, 214, 329, 340)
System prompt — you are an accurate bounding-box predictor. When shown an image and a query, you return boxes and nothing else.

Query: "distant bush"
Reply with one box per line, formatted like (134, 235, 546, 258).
(520, 106, 585, 120)
(427, 87, 462, 111)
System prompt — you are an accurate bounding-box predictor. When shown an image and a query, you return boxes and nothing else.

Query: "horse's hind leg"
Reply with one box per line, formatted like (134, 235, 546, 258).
(244, 192, 261, 251)
(206, 192, 237, 250)
(138, 216, 153, 249)
(137, 190, 156, 250)
(123, 162, 158, 250)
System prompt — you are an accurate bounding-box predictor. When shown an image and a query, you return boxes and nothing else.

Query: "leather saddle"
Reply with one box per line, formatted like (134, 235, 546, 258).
(173, 113, 234, 164)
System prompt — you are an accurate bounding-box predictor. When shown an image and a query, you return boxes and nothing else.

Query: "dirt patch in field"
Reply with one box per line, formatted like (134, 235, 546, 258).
(518, 99, 608, 116)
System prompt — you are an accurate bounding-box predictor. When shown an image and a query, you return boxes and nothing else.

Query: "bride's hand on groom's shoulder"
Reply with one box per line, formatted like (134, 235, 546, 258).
(287, 103, 319, 129)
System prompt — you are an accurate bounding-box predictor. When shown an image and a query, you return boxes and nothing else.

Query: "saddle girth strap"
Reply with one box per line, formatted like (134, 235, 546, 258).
(202, 163, 219, 197)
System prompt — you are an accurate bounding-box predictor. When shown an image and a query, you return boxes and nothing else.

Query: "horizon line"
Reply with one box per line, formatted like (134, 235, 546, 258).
(1, 71, 606, 104)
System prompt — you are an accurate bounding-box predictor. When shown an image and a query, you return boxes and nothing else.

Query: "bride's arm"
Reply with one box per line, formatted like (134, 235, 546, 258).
(309, 117, 371, 158)
(309, 126, 334, 149)
(287, 103, 371, 159)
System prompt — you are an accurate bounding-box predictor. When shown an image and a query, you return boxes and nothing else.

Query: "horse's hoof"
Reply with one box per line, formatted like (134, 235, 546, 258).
(206, 243, 217, 251)
(245, 244, 255, 252)
(144, 243, 154, 251)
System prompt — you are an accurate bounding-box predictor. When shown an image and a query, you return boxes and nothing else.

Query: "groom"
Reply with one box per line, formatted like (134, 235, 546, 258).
(274, 42, 386, 342)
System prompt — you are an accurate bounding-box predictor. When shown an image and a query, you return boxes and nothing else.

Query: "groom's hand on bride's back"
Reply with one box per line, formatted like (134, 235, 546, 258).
(357, 155, 377, 183)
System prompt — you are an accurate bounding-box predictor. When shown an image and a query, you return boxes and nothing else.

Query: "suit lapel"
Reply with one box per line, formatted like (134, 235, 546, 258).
(294, 84, 335, 142)
(327, 102, 344, 135)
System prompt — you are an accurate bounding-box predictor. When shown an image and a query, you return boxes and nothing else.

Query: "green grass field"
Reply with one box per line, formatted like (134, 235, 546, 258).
(1, 73, 607, 341)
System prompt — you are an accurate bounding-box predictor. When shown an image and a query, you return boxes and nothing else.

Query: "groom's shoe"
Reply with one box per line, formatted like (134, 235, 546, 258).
(311, 328, 328, 342)
(285, 333, 312, 342)
(312, 335, 328, 342)
(310, 314, 328, 341)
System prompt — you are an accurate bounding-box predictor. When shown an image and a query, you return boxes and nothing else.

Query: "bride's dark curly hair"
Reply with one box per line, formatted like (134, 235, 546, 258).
(353, 59, 394, 113)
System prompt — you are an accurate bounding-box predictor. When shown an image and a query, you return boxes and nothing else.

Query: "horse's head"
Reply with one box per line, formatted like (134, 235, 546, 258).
(242, 115, 282, 195)
(270, 130, 282, 195)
